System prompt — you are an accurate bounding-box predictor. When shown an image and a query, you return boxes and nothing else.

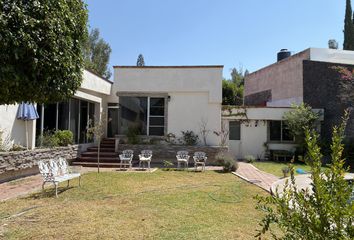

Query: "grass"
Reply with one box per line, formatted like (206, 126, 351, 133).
(0, 170, 268, 240)
(252, 161, 328, 178)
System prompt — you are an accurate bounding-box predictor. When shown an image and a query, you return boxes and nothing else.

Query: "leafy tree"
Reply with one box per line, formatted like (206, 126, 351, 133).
(283, 103, 320, 152)
(343, 0, 354, 50)
(222, 67, 248, 105)
(136, 54, 145, 66)
(84, 28, 112, 79)
(0, 0, 88, 104)
(328, 39, 339, 49)
(256, 110, 354, 240)
(222, 79, 243, 105)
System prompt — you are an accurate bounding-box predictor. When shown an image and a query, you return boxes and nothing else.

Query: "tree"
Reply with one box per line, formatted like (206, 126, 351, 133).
(136, 54, 145, 66)
(84, 28, 112, 79)
(328, 39, 339, 49)
(231, 67, 245, 87)
(343, 0, 354, 50)
(222, 79, 243, 105)
(0, 0, 88, 104)
(256, 110, 354, 240)
(283, 103, 320, 152)
(87, 111, 108, 173)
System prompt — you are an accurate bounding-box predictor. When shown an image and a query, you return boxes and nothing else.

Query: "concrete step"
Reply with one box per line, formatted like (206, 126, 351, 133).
(87, 147, 115, 152)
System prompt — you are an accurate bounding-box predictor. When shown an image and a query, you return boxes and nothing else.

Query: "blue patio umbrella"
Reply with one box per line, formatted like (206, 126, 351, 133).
(16, 102, 39, 149)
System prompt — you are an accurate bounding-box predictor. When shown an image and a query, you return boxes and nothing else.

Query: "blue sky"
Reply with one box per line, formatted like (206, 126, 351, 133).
(86, 0, 346, 78)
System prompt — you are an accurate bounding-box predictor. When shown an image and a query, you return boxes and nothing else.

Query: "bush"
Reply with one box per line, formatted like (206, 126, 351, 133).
(216, 152, 238, 172)
(162, 160, 174, 171)
(244, 155, 255, 163)
(54, 130, 73, 146)
(255, 110, 354, 239)
(281, 166, 290, 178)
(180, 130, 199, 145)
(126, 127, 140, 144)
(37, 131, 59, 148)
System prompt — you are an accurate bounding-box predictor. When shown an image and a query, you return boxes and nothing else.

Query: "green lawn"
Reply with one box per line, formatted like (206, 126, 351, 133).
(0, 170, 268, 240)
(252, 161, 328, 178)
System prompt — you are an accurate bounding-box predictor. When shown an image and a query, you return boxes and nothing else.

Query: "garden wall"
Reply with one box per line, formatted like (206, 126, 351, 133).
(118, 144, 228, 164)
(0, 145, 80, 183)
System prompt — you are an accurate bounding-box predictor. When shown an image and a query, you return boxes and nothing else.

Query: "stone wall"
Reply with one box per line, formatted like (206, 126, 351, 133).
(0, 145, 80, 183)
(303, 60, 354, 141)
(118, 144, 227, 164)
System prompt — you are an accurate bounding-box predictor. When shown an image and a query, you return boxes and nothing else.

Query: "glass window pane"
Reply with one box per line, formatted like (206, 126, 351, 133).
(108, 108, 119, 138)
(119, 97, 147, 135)
(149, 127, 164, 136)
(58, 101, 69, 130)
(43, 103, 57, 132)
(70, 98, 80, 143)
(150, 98, 164, 107)
(269, 121, 281, 141)
(150, 107, 164, 116)
(149, 117, 164, 126)
(282, 121, 294, 141)
(229, 121, 241, 140)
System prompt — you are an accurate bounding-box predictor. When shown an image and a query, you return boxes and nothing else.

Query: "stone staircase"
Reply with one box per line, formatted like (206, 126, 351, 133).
(72, 138, 121, 168)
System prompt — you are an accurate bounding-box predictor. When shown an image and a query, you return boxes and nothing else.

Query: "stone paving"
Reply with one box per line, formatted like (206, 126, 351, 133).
(234, 162, 279, 192)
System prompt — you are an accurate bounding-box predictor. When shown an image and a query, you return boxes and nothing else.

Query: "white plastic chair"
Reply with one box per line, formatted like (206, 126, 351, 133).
(139, 150, 152, 170)
(176, 151, 190, 169)
(193, 152, 207, 172)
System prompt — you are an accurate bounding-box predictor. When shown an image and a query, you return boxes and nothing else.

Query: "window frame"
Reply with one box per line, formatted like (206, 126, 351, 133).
(229, 121, 241, 141)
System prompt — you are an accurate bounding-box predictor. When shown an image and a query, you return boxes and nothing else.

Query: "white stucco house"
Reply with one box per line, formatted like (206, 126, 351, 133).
(0, 66, 223, 150)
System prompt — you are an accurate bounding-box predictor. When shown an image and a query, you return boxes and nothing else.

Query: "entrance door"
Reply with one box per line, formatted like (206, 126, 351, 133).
(107, 104, 119, 137)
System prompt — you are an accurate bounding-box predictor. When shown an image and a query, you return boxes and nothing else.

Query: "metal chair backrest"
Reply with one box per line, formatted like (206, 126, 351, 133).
(57, 157, 69, 175)
(122, 150, 134, 158)
(177, 151, 189, 159)
(141, 150, 152, 158)
(194, 152, 207, 161)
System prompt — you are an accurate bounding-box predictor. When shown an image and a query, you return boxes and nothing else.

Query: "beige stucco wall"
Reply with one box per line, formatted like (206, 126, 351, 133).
(113, 67, 223, 146)
(244, 49, 310, 102)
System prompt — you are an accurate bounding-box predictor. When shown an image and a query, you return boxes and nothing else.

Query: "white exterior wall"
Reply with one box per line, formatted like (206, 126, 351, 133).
(310, 48, 354, 65)
(224, 107, 323, 160)
(113, 67, 223, 146)
(0, 104, 36, 149)
(0, 70, 112, 149)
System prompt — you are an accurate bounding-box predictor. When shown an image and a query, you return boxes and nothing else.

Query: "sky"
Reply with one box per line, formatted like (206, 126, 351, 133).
(86, 0, 347, 79)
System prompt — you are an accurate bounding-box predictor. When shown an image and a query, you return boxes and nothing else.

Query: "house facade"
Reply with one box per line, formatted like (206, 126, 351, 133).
(244, 48, 354, 141)
(0, 66, 223, 150)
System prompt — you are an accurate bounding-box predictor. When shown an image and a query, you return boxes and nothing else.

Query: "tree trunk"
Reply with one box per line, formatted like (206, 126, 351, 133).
(97, 139, 100, 173)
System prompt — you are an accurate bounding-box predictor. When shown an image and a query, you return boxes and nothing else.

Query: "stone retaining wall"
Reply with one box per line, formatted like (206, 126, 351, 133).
(118, 144, 227, 164)
(0, 145, 80, 183)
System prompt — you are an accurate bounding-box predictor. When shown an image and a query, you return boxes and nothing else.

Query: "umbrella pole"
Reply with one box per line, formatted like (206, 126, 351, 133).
(25, 120, 28, 150)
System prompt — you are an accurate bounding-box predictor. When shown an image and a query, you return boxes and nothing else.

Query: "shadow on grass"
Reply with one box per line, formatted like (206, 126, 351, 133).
(22, 186, 75, 200)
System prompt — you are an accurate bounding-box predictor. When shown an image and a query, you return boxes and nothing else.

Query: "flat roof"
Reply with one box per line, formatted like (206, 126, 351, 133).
(113, 65, 224, 69)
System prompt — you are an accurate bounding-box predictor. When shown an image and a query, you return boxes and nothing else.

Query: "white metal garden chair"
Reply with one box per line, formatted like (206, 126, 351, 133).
(176, 151, 190, 169)
(139, 150, 152, 170)
(193, 152, 207, 172)
(119, 149, 134, 170)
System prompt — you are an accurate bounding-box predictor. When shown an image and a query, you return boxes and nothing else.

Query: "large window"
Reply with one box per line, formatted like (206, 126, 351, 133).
(269, 120, 294, 142)
(36, 98, 95, 144)
(229, 121, 241, 140)
(118, 96, 166, 136)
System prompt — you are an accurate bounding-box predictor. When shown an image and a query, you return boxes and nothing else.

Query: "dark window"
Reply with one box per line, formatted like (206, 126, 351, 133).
(58, 101, 69, 130)
(269, 121, 294, 142)
(269, 121, 281, 141)
(119, 97, 148, 135)
(229, 121, 241, 140)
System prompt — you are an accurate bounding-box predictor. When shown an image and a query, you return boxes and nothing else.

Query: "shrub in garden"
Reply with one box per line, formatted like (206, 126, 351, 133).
(180, 130, 199, 145)
(126, 126, 140, 144)
(244, 155, 255, 163)
(255, 110, 354, 240)
(216, 152, 238, 172)
(54, 130, 73, 146)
